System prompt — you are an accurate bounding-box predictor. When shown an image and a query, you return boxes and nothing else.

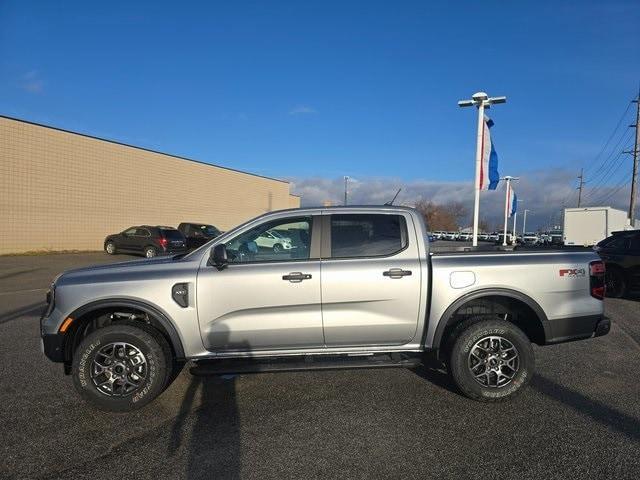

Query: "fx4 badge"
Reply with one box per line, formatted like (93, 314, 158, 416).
(559, 268, 585, 278)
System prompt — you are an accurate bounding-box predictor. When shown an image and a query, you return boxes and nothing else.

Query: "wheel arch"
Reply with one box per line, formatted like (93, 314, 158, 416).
(433, 288, 550, 354)
(64, 298, 185, 362)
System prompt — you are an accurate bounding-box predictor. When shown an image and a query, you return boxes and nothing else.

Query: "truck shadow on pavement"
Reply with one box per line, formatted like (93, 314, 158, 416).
(0, 301, 44, 325)
(169, 375, 242, 480)
(168, 328, 244, 480)
(531, 375, 640, 443)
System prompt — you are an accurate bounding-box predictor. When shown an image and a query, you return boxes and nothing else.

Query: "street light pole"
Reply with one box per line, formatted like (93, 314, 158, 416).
(501, 176, 518, 246)
(343, 176, 349, 206)
(458, 92, 507, 247)
(523, 209, 530, 235)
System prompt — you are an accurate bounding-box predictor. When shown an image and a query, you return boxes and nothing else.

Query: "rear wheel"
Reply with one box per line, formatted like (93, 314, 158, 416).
(72, 323, 171, 412)
(448, 317, 534, 402)
(605, 269, 626, 298)
(144, 246, 157, 258)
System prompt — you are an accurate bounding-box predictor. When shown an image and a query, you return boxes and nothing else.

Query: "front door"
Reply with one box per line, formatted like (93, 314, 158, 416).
(196, 215, 323, 352)
(320, 212, 422, 347)
(119, 227, 139, 251)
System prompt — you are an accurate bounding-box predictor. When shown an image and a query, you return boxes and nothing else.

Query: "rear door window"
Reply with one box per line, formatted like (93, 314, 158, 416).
(330, 214, 407, 258)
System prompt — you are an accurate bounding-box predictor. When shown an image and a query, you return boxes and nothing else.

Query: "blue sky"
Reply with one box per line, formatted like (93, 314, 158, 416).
(1, 1, 639, 225)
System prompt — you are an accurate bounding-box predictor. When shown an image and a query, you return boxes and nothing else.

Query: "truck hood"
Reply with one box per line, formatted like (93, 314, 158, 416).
(55, 255, 191, 286)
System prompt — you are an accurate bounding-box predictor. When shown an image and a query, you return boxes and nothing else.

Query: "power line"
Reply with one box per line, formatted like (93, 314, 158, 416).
(584, 129, 634, 187)
(583, 101, 634, 178)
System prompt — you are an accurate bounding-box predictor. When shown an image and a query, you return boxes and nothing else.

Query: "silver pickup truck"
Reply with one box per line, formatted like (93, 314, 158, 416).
(41, 206, 609, 411)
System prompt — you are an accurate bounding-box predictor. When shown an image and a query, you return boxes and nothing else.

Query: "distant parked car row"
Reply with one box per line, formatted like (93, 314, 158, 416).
(104, 222, 223, 258)
(430, 231, 500, 242)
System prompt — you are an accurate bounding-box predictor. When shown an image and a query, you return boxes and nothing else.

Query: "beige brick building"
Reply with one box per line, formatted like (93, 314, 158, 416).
(0, 116, 300, 255)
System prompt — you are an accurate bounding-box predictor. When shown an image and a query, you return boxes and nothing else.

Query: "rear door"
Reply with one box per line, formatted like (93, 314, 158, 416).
(320, 212, 422, 347)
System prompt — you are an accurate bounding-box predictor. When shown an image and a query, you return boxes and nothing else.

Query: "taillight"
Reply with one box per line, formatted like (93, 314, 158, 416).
(159, 238, 168, 248)
(590, 260, 605, 300)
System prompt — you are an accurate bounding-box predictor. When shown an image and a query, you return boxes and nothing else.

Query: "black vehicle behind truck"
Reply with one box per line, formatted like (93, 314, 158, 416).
(595, 229, 640, 297)
(104, 226, 187, 258)
(177, 222, 222, 250)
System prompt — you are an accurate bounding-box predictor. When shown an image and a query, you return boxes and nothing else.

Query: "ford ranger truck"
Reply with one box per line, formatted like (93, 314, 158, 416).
(40, 206, 609, 411)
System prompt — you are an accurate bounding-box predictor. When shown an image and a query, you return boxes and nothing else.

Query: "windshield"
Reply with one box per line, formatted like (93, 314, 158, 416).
(269, 230, 289, 239)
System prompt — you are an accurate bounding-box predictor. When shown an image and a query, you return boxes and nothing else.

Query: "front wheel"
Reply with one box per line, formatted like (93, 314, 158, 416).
(72, 324, 171, 412)
(273, 243, 282, 254)
(448, 317, 535, 402)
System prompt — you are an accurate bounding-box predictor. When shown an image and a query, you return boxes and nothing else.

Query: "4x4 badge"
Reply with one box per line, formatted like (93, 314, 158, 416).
(559, 268, 585, 277)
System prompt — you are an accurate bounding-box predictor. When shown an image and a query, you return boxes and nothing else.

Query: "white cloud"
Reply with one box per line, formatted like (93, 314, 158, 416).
(289, 169, 633, 230)
(289, 105, 317, 115)
(20, 70, 44, 94)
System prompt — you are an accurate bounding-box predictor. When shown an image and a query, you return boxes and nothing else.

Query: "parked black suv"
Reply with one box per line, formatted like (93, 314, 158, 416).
(104, 226, 187, 258)
(595, 230, 640, 297)
(177, 222, 222, 250)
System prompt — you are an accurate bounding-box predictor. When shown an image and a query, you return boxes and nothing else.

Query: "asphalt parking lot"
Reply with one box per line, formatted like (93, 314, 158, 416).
(1, 253, 639, 480)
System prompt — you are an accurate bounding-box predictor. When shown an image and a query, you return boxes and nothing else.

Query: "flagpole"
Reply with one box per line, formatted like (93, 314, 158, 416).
(503, 179, 510, 246)
(501, 176, 519, 246)
(458, 92, 507, 248)
(512, 211, 517, 244)
(471, 102, 485, 247)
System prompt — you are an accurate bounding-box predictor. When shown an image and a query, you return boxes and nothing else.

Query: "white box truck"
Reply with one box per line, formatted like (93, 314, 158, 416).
(563, 207, 630, 246)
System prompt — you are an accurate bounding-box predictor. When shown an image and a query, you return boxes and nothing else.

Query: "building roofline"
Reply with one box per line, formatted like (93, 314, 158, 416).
(0, 114, 290, 185)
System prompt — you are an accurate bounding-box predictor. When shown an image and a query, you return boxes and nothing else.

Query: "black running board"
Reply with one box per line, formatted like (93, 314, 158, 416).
(190, 353, 422, 376)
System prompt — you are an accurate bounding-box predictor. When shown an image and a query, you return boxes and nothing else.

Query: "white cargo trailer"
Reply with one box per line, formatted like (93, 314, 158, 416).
(563, 207, 630, 246)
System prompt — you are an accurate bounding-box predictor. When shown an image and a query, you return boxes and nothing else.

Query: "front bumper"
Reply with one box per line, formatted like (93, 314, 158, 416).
(41, 333, 66, 362)
(546, 314, 610, 344)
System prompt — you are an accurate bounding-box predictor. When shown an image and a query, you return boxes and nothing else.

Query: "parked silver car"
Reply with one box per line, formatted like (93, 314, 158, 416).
(41, 206, 608, 411)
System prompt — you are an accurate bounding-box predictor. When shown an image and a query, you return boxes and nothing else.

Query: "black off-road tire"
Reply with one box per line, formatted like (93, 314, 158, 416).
(448, 317, 535, 402)
(72, 323, 171, 412)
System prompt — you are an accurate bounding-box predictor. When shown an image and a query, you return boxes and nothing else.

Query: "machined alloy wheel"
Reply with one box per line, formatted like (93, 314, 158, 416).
(72, 323, 173, 411)
(273, 243, 281, 254)
(105, 242, 115, 254)
(91, 342, 148, 397)
(145, 247, 157, 258)
(467, 335, 519, 388)
(448, 317, 534, 402)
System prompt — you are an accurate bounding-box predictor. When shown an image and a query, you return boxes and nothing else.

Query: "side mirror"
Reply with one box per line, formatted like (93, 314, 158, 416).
(210, 244, 228, 270)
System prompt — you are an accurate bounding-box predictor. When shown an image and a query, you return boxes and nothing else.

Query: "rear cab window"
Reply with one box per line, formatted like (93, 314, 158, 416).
(330, 214, 407, 258)
(161, 229, 185, 241)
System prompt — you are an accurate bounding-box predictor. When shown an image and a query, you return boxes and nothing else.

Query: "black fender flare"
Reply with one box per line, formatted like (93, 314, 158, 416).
(67, 298, 185, 359)
(432, 288, 550, 350)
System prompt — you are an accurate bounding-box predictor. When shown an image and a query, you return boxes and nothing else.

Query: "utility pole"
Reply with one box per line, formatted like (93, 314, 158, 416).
(343, 176, 349, 206)
(625, 90, 640, 225)
(577, 168, 585, 207)
(458, 92, 507, 247)
(501, 176, 519, 246)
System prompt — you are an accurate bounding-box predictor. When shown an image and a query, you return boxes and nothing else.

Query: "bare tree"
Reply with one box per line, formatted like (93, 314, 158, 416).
(414, 199, 468, 231)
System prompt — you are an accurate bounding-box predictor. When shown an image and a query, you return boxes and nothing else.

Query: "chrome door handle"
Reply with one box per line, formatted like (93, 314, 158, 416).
(282, 272, 312, 283)
(383, 268, 412, 279)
